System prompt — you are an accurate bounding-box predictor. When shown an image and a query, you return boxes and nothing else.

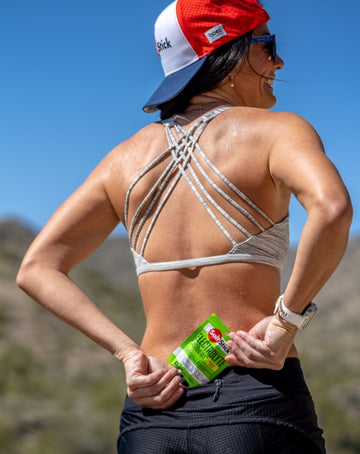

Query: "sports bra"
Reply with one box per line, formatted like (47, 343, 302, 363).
(124, 107, 289, 276)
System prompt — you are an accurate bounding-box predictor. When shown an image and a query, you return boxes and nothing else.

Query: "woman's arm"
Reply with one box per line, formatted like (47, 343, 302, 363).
(270, 112, 352, 311)
(226, 113, 353, 369)
(17, 148, 183, 408)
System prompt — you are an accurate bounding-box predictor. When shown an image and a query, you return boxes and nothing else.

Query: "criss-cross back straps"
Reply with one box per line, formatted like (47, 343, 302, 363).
(125, 107, 275, 257)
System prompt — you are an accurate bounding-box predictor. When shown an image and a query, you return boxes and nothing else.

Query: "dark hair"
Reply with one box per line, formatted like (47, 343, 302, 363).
(159, 31, 253, 120)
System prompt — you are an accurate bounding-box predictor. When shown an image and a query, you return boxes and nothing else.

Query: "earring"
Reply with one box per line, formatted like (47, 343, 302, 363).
(229, 75, 234, 88)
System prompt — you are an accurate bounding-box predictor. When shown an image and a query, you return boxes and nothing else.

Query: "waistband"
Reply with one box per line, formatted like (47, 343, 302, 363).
(120, 358, 325, 452)
(124, 358, 309, 412)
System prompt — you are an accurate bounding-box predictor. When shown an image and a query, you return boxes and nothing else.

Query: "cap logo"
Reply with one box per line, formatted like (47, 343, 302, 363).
(157, 37, 172, 53)
(204, 24, 227, 44)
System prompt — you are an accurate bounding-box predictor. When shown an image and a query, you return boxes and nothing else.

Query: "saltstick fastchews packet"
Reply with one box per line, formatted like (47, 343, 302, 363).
(167, 313, 231, 387)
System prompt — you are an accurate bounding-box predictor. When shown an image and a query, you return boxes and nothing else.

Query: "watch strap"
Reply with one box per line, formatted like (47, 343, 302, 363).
(274, 294, 318, 329)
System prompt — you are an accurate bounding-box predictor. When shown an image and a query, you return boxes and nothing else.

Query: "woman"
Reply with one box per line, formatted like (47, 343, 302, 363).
(18, 0, 352, 452)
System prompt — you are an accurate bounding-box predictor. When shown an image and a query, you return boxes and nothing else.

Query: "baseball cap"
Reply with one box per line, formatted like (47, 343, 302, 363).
(143, 0, 270, 113)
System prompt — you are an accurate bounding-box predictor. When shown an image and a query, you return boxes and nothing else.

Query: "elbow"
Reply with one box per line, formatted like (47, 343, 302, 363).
(17, 256, 38, 295)
(317, 192, 353, 234)
(331, 195, 352, 229)
(17, 260, 31, 293)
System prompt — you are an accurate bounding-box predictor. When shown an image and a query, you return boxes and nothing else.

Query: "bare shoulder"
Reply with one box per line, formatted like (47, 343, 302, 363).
(267, 111, 324, 149)
(213, 107, 318, 145)
(223, 107, 318, 137)
(91, 121, 165, 216)
(107, 121, 164, 164)
(266, 111, 325, 161)
(265, 111, 342, 201)
(93, 121, 164, 180)
(227, 108, 325, 159)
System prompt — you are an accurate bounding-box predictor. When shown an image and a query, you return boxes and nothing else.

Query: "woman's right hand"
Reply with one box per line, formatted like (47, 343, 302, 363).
(123, 350, 184, 409)
(226, 315, 298, 370)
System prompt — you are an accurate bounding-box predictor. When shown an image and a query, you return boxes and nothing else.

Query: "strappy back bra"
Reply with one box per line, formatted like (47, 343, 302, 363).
(124, 107, 289, 276)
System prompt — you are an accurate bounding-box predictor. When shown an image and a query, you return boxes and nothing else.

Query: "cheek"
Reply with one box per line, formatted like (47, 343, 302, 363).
(248, 52, 272, 75)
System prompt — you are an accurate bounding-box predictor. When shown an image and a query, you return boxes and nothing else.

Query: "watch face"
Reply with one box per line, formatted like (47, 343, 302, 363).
(300, 303, 318, 329)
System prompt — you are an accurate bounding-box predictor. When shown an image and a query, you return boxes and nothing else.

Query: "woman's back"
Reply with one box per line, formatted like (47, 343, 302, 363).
(117, 105, 291, 363)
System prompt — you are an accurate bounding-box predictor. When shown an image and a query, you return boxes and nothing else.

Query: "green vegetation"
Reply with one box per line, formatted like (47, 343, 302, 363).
(1, 219, 359, 453)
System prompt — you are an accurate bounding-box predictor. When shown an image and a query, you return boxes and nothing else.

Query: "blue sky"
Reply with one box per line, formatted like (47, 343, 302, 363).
(1, 0, 359, 245)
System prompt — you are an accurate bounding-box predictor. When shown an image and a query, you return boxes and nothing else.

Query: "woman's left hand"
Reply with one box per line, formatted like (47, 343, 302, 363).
(124, 350, 184, 409)
(225, 315, 298, 370)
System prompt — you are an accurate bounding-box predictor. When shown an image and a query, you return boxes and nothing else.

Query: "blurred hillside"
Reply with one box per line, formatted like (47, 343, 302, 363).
(0, 218, 359, 454)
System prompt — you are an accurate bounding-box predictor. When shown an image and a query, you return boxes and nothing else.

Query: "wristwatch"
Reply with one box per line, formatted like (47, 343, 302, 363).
(274, 294, 318, 329)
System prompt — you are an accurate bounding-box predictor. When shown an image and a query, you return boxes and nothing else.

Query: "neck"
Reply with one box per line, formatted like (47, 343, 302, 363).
(172, 96, 235, 125)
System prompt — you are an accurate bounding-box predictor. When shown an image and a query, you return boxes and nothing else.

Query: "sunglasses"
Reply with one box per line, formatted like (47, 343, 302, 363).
(251, 34, 276, 61)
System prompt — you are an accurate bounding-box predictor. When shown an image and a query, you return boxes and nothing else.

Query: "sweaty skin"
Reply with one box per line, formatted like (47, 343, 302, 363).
(17, 24, 352, 409)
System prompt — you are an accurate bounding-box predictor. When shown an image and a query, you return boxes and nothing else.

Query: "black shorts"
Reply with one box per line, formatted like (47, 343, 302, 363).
(118, 358, 326, 453)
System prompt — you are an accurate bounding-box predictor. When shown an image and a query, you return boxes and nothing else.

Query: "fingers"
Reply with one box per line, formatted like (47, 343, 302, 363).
(136, 375, 184, 409)
(128, 366, 170, 391)
(225, 331, 283, 370)
(128, 367, 177, 398)
(127, 367, 184, 409)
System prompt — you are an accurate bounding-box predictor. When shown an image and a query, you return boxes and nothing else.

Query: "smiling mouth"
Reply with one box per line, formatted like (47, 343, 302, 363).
(264, 78, 274, 87)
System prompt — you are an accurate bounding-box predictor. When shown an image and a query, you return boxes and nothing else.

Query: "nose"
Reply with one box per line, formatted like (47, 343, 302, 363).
(274, 53, 284, 70)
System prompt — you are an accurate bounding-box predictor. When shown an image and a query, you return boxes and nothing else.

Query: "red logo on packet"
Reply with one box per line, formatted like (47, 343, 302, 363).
(208, 328, 222, 343)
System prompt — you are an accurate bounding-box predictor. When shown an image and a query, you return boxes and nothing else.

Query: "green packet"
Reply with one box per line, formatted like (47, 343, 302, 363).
(167, 313, 231, 387)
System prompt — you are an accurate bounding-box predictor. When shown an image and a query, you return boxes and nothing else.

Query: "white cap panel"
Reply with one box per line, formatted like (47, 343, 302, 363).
(154, 1, 198, 76)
